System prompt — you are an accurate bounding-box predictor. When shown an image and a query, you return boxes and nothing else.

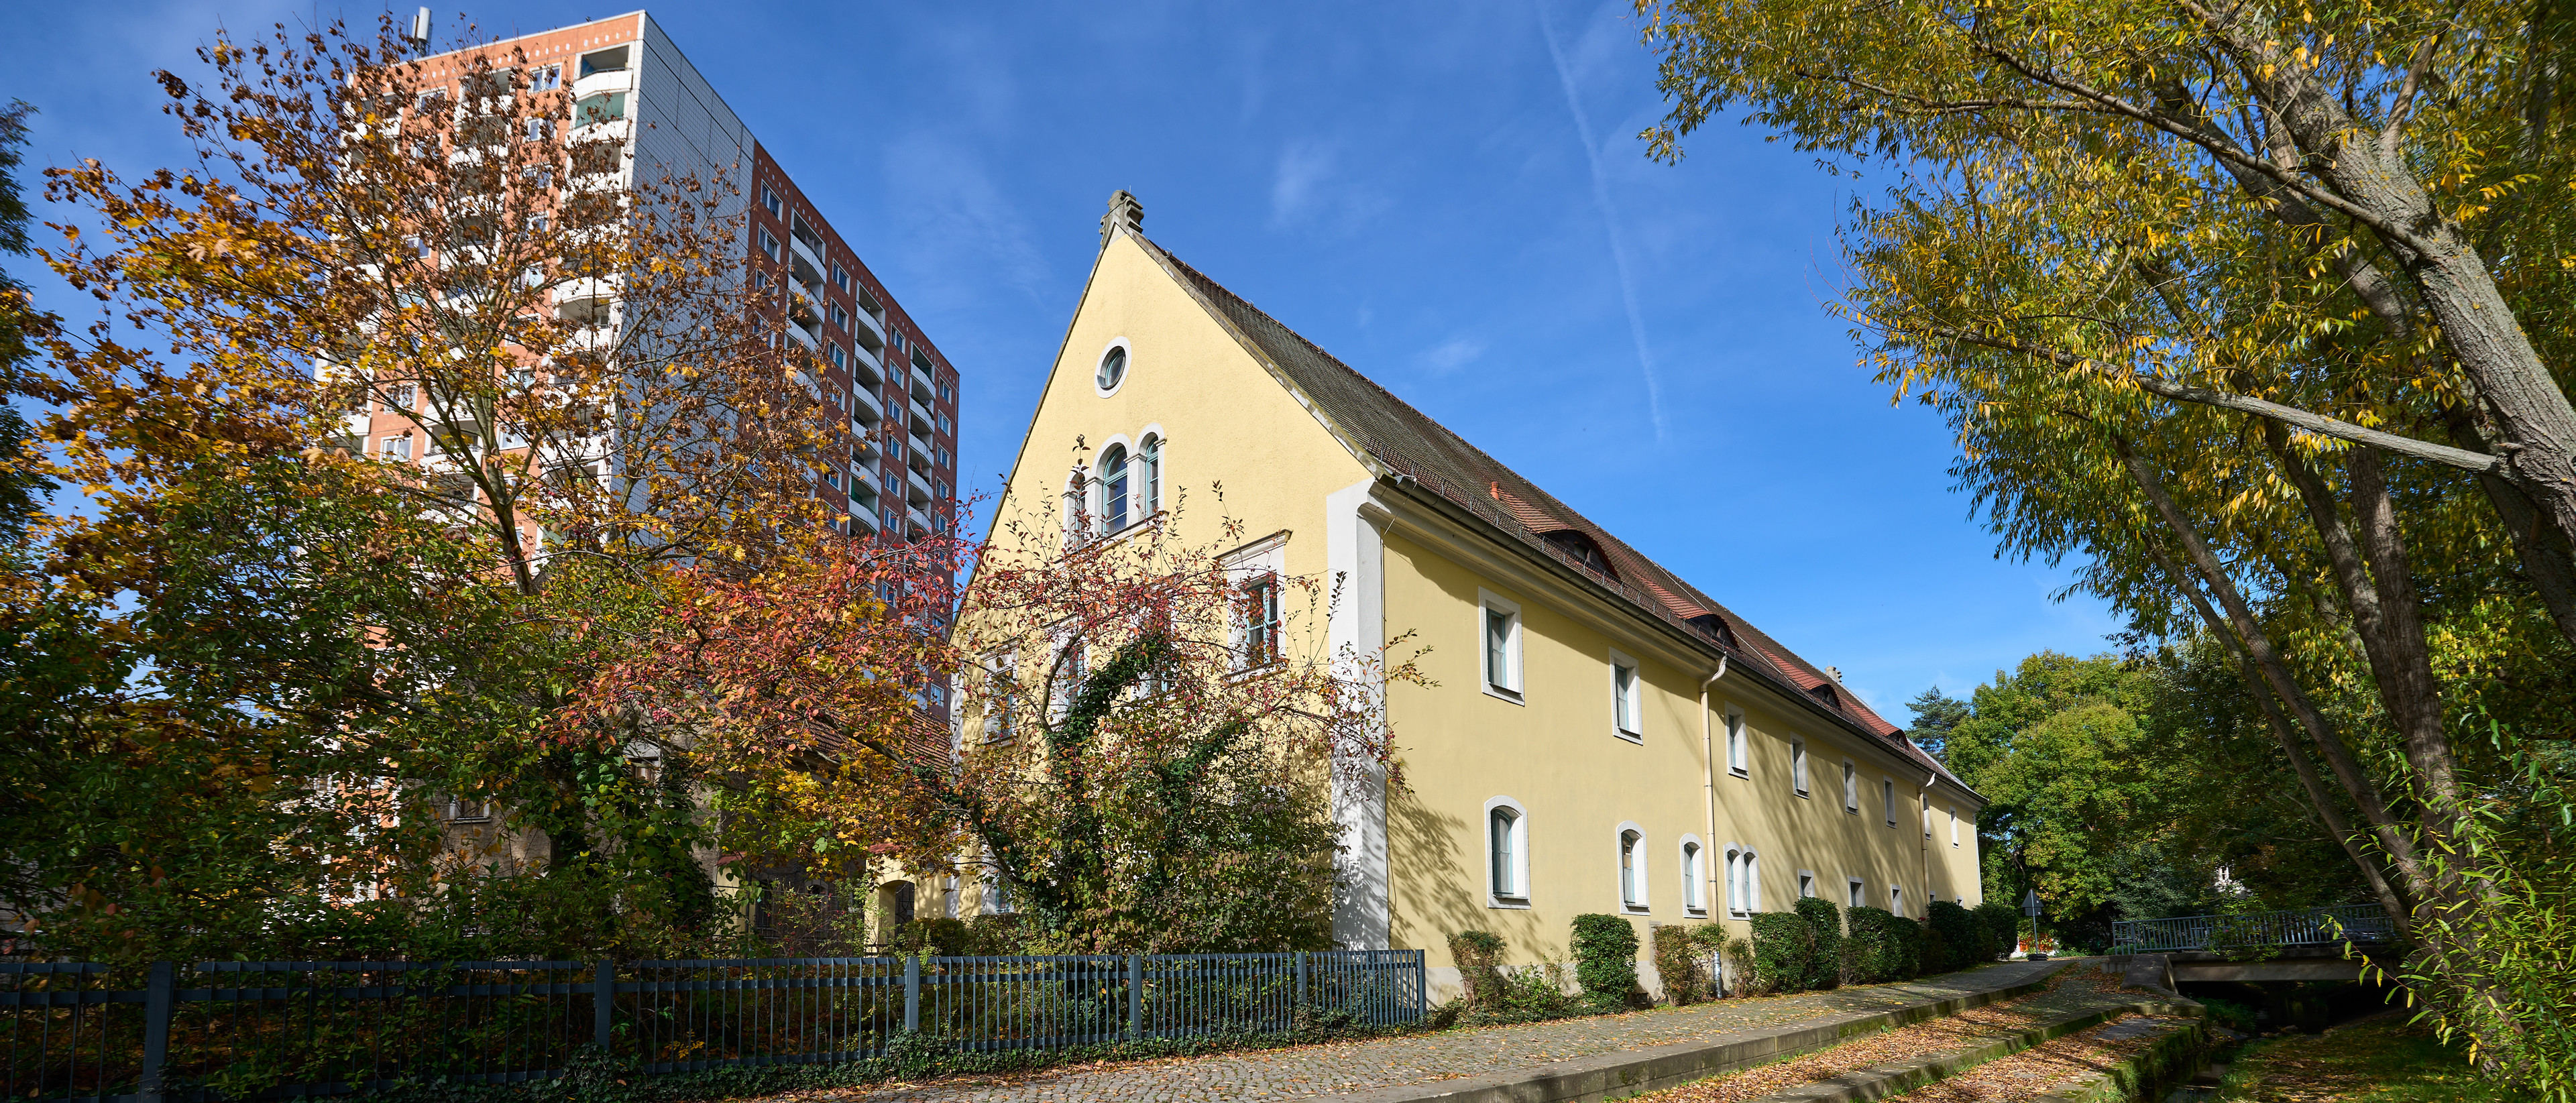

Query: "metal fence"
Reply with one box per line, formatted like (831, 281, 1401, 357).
(3, 950, 1425, 1102)
(2108, 904, 2398, 953)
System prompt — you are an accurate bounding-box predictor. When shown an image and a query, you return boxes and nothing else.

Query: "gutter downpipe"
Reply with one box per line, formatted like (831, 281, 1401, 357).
(1921, 770, 1937, 913)
(1699, 656, 1728, 986)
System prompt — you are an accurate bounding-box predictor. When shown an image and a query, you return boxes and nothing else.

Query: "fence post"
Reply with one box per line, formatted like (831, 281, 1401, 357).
(138, 960, 173, 1103)
(903, 953, 921, 1033)
(1127, 955, 1143, 1042)
(1294, 951, 1308, 1010)
(593, 960, 614, 1051)
(1413, 949, 1426, 1021)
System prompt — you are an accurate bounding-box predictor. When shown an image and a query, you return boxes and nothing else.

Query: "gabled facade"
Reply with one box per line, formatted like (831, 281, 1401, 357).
(976, 194, 1982, 996)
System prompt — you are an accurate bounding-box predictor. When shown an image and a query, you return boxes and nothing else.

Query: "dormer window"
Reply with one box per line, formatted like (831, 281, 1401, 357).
(1541, 530, 1616, 579)
(1687, 613, 1736, 648)
(1808, 684, 1838, 709)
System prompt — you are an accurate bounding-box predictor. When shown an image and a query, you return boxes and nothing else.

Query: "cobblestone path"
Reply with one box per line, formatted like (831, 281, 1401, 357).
(773, 960, 2065, 1103)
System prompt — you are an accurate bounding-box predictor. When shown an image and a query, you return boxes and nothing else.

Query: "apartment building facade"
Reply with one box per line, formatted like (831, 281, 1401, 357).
(965, 194, 1984, 996)
(374, 11, 961, 549)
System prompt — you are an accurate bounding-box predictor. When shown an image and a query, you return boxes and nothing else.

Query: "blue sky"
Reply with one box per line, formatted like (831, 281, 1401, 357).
(1, 1, 2122, 715)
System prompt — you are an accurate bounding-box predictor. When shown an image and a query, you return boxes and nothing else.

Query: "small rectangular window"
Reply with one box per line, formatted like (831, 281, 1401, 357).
(1950, 807, 1960, 847)
(1844, 761, 1858, 812)
(1791, 739, 1809, 795)
(1848, 877, 1864, 908)
(1884, 779, 1897, 827)
(528, 63, 561, 91)
(381, 434, 412, 461)
(1891, 886, 1905, 917)
(1479, 593, 1522, 699)
(1240, 574, 1281, 668)
(1798, 870, 1815, 898)
(1726, 709, 1748, 776)
(1610, 654, 1640, 737)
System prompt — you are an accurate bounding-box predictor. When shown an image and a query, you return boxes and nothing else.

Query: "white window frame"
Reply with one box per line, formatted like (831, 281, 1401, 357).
(1725, 706, 1748, 777)
(1950, 807, 1960, 848)
(1093, 336, 1133, 398)
(1679, 835, 1707, 915)
(1843, 760, 1859, 813)
(1884, 778, 1898, 827)
(1223, 530, 1290, 672)
(1923, 793, 1934, 840)
(1137, 428, 1165, 518)
(1791, 738, 1809, 797)
(1797, 869, 1816, 899)
(1724, 844, 1760, 917)
(1847, 876, 1866, 909)
(1615, 821, 1650, 913)
(1608, 649, 1642, 742)
(1477, 590, 1524, 703)
(1891, 884, 1905, 917)
(1483, 796, 1530, 907)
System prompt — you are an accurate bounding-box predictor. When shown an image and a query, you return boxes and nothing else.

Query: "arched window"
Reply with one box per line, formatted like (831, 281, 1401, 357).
(1139, 434, 1162, 516)
(1725, 846, 1742, 913)
(1488, 806, 1524, 899)
(1681, 839, 1705, 913)
(1099, 445, 1130, 532)
(1619, 828, 1645, 910)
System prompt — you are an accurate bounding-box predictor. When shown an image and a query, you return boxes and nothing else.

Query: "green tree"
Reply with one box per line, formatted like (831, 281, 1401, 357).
(1902, 686, 1969, 762)
(1638, 0, 2576, 1084)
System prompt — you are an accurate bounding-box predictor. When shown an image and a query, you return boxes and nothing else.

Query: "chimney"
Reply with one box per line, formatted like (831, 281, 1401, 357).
(1100, 190, 1144, 243)
(1828, 666, 1844, 684)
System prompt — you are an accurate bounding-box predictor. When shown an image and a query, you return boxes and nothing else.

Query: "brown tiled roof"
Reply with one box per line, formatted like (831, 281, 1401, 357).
(1135, 235, 1968, 795)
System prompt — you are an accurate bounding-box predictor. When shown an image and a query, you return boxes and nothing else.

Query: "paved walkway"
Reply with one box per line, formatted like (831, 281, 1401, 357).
(781, 960, 2066, 1103)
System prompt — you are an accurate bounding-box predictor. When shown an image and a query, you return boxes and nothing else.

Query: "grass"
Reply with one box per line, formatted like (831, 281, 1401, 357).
(2215, 1011, 2517, 1102)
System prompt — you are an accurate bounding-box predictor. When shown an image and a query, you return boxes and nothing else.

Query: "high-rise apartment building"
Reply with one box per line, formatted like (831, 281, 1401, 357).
(384, 11, 961, 545)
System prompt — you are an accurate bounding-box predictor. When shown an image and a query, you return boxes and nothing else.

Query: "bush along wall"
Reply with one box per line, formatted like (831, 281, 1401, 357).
(1439, 929, 1586, 1027)
(1744, 911, 1815, 995)
(1842, 906, 1919, 984)
(1925, 901, 1986, 973)
(1650, 924, 1715, 1004)
(1795, 896, 1844, 990)
(1568, 914, 1640, 1010)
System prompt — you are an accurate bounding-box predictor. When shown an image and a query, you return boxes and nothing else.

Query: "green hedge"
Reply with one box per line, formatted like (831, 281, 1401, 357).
(1974, 901, 2021, 959)
(1925, 901, 1985, 973)
(1843, 905, 1919, 984)
(1569, 913, 1640, 1009)
(1745, 911, 1814, 994)
(1794, 896, 1844, 990)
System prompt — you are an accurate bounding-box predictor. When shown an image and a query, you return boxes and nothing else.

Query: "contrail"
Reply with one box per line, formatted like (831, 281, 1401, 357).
(1536, 1, 1667, 444)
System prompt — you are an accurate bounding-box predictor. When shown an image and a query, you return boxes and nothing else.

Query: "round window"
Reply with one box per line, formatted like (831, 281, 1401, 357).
(1096, 345, 1127, 394)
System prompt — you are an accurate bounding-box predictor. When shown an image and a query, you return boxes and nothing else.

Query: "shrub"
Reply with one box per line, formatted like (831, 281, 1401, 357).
(1843, 906, 1919, 984)
(1926, 901, 1984, 973)
(1794, 896, 1844, 990)
(1447, 929, 1508, 1010)
(1569, 913, 1640, 1010)
(1974, 902, 2020, 960)
(1745, 911, 1815, 994)
(1650, 924, 1714, 1004)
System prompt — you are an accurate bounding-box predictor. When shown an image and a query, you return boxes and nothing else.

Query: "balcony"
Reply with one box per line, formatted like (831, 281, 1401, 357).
(571, 67, 634, 100)
(907, 505, 932, 535)
(905, 466, 932, 506)
(787, 231, 824, 280)
(848, 299, 886, 351)
(907, 407, 934, 443)
(846, 341, 884, 387)
(849, 387, 883, 426)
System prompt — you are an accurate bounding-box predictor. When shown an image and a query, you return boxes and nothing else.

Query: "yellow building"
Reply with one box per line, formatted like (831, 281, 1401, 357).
(974, 193, 1984, 997)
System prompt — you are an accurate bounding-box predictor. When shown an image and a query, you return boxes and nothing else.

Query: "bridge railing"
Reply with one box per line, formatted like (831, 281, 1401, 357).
(2109, 904, 2397, 953)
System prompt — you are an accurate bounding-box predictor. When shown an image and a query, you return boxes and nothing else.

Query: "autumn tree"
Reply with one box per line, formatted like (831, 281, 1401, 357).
(6, 16, 848, 958)
(577, 494, 1412, 954)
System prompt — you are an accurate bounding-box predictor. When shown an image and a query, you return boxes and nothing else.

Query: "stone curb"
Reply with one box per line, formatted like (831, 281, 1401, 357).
(2026, 1013, 2208, 1103)
(1319, 964, 2071, 1103)
(1740, 998, 2202, 1103)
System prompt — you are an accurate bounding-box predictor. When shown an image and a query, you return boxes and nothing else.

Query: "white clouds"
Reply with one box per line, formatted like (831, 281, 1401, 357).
(1268, 138, 1390, 234)
(1536, 0, 1669, 445)
(883, 134, 1050, 307)
(1419, 335, 1486, 375)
